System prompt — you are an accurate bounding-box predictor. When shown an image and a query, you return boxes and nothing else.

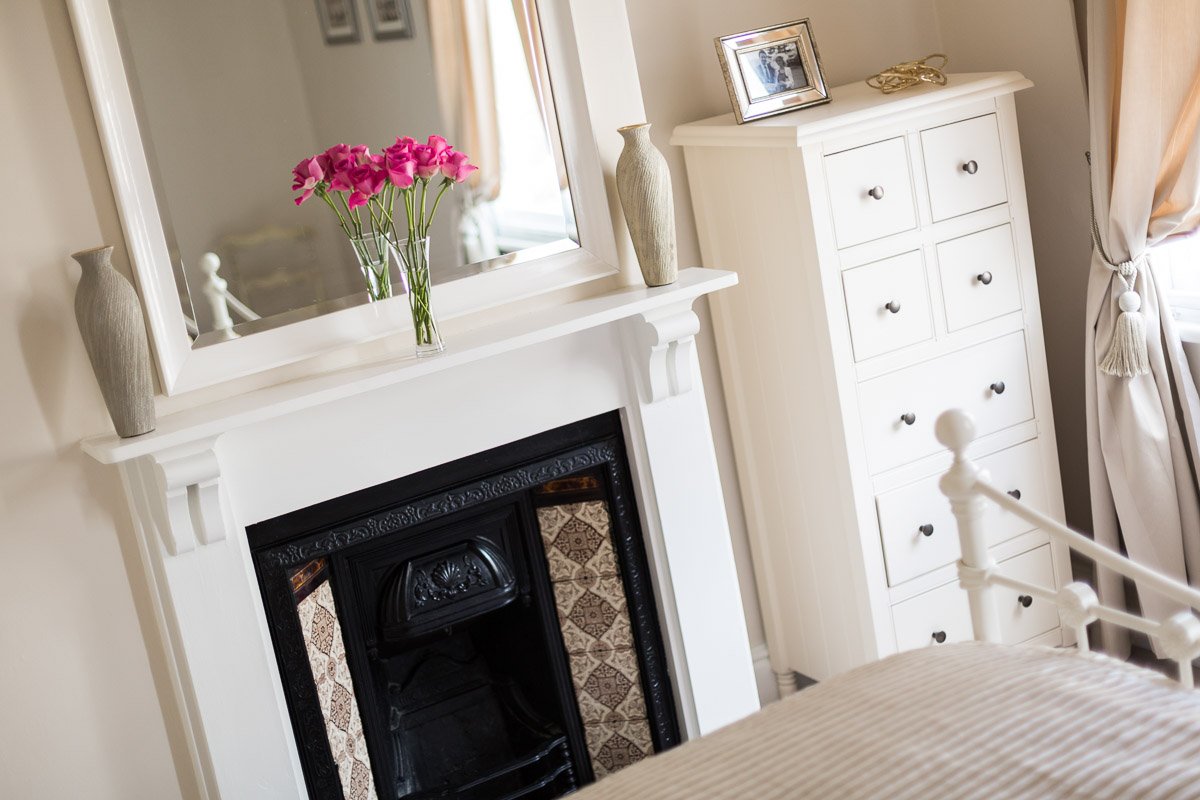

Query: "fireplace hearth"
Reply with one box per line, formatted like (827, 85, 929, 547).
(249, 413, 679, 799)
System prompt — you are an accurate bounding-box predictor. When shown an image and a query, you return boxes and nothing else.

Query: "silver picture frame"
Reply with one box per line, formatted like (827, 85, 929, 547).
(715, 19, 830, 124)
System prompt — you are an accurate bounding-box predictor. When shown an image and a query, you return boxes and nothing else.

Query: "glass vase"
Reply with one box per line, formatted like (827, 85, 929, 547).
(396, 236, 445, 357)
(349, 231, 393, 302)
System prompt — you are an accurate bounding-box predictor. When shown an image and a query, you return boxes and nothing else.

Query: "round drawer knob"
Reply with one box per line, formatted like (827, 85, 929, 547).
(885, 300, 902, 314)
(1018, 594, 1034, 608)
(977, 271, 993, 285)
(1008, 489, 1022, 500)
(900, 412, 916, 426)
(932, 630, 947, 644)
(868, 185, 885, 200)
(919, 523, 934, 537)
(962, 160, 979, 174)
(990, 381, 1006, 395)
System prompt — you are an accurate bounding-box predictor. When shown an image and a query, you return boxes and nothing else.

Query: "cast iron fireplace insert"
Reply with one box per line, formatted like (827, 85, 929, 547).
(248, 412, 680, 800)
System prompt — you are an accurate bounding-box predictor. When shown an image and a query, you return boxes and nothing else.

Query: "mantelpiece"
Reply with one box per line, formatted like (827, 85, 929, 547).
(81, 268, 759, 799)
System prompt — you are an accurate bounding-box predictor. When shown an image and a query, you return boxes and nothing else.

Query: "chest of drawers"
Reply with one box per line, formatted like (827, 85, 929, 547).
(672, 72, 1071, 689)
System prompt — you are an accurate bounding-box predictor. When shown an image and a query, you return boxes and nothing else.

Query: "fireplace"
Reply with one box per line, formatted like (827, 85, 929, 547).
(81, 274, 761, 798)
(249, 413, 680, 799)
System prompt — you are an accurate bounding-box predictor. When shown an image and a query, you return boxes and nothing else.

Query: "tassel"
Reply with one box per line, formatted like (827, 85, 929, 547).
(1098, 290, 1150, 377)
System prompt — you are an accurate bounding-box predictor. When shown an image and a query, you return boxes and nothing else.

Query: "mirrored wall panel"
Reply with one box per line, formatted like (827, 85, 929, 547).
(110, 0, 576, 345)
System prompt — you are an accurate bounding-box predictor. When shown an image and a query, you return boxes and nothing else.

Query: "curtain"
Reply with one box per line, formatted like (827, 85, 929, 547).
(511, 0, 568, 190)
(1085, 0, 1200, 654)
(428, 0, 502, 201)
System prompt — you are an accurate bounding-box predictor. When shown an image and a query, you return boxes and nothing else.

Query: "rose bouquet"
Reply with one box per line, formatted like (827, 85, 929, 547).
(291, 135, 477, 356)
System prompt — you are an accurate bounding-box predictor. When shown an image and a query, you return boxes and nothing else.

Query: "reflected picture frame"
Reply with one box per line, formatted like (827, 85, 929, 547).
(715, 18, 830, 124)
(315, 0, 360, 44)
(366, 0, 414, 40)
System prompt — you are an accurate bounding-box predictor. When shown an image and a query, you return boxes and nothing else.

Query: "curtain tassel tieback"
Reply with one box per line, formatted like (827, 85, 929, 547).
(1098, 256, 1150, 378)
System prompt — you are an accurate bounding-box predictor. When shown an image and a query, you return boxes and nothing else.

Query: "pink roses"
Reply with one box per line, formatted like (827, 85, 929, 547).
(291, 136, 477, 210)
(290, 134, 478, 276)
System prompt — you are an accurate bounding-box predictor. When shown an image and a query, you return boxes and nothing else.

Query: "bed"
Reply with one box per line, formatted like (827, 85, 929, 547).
(574, 643, 1200, 799)
(573, 410, 1200, 799)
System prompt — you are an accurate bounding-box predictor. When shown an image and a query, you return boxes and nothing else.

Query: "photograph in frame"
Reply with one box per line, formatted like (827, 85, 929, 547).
(716, 19, 830, 124)
(367, 0, 415, 41)
(315, 0, 360, 45)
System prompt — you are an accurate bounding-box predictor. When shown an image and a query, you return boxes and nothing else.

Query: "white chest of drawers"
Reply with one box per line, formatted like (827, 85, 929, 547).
(672, 72, 1071, 689)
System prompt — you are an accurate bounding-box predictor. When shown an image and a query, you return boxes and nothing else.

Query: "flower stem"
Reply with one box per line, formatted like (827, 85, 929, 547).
(423, 180, 453, 238)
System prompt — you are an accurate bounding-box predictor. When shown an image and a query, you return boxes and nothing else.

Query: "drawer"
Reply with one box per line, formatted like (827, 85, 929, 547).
(824, 137, 917, 248)
(995, 545, 1060, 643)
(842, 251, 933, 361)
(921, 114, 1008, 222)
(891, 572, 974, 651)
(891, 544, 1058, 652)
(857, 331, 1035, 474)
(876, 439, 1047, 586)
(937, 224, 1022, 331)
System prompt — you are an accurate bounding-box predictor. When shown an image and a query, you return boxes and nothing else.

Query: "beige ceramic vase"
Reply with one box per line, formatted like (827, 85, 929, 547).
(72, 245, 156, 438)
(616, 123, 678, 286)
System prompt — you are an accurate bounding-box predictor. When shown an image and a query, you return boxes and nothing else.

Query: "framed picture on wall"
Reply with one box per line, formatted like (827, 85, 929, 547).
(314, 0, 360, 45)
(366, 0, 415, 41)
(715, 19, 830, 123)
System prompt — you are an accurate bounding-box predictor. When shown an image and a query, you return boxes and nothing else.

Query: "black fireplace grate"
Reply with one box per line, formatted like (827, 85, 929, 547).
(249, 412, 680, 800)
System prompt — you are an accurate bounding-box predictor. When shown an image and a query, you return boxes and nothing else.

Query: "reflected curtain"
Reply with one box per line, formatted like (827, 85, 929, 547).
(1085, 0, 1200, 654)
(428, 0, 501, 201)
(511, 0, 568, 189)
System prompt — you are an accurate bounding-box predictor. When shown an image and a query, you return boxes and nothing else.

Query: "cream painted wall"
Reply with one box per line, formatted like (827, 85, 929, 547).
(625, 0, 1092, 695)
(3, 0, 1087, 796)
(1, 0, 186, 797)
(624, 0, 944, 696)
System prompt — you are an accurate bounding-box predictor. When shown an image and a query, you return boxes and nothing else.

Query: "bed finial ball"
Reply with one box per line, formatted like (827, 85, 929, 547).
(935, 410, 976, 455)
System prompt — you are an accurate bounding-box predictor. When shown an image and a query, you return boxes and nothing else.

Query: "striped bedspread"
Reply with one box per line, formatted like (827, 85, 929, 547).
(574, 642, 1200, 799)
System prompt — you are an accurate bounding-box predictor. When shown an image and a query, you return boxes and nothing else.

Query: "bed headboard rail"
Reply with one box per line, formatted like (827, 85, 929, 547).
(937, 409, 1200, 686)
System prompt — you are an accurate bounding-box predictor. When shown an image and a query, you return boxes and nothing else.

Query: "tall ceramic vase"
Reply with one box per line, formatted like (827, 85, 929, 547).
(72, 246, 156, 438)
(616, 123, 678, 286)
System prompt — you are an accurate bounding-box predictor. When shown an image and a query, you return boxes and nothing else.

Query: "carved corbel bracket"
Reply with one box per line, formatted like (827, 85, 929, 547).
(632, 302, 701, 403)
(140, 437, 226, 556)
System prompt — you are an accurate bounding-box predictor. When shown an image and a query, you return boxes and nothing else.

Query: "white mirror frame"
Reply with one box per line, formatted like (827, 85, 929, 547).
(68, 0, 644, 395)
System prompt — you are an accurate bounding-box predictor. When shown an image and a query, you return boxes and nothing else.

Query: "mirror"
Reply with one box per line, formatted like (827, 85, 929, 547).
(108, 0, 577, 345)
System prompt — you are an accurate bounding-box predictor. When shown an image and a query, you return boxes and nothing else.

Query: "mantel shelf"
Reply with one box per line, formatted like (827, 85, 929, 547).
(81, 267, 736, 465)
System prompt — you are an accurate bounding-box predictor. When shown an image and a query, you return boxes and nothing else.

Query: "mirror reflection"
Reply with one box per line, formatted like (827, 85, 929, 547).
(110, 0, 576, 345)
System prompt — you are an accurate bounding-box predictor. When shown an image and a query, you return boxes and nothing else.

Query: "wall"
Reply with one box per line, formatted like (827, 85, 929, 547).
(623, 0, 945, 698)
(0, 0, 187, 797)
(625, 0, 1093, 695)
(3, 0, 1088, 797)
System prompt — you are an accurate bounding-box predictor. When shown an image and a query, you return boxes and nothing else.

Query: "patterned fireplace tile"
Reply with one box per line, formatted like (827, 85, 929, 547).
(583, 719, 654, 779)
(537, 499, 661, 781)
(551, 575, 635, 653)
(568, 647, 649, 724)
(537, 501, 620, 581)
(297, 581, 379, 800)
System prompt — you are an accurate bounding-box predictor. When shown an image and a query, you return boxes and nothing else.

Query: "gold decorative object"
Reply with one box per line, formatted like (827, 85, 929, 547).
(866, 54, 948, 94)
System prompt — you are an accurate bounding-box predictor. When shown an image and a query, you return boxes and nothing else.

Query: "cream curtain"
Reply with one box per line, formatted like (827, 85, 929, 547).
(428, 0, 501, 201)
(511, 0, 568, 190)
(1085, 0, 1200, 653)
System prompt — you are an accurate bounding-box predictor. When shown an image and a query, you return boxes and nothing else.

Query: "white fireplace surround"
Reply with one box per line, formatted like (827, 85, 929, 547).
(81, 269, 759, 799)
